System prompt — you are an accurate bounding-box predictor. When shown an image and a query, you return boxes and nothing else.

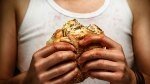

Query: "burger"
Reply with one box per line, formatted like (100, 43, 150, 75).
(47, 19, 104, 83)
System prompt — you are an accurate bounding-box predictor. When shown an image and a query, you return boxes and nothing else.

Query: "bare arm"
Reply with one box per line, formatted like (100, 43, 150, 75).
(1, 1, 78, 84)
(0, 0, 27, 83)
(129, 0, 150, 83)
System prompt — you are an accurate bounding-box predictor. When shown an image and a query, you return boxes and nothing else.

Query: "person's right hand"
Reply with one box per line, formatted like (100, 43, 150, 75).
(24, 42, 79, 84)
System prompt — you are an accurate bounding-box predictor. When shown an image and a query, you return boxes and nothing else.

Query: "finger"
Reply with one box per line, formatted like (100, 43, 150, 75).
(35, 51, 76, 72)
(78, 48, 124, 65)
(34, 42, 76, 60)
(38, 61, 76, 82)
(89, 71, 122, 82)
(46, 68, 79, 84)
(83, 59, 120, 72)
(79, 35, 121, 49)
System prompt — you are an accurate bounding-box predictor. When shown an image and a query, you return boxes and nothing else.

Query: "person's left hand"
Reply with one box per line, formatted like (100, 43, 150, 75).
(78, 35, 135, 84)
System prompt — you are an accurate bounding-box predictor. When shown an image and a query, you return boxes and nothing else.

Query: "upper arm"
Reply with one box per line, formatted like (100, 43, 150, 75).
(0, 0, 17, 79)
(129, 0, 150, 81)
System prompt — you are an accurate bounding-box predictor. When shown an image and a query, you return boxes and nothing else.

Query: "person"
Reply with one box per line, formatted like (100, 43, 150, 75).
(0, 0, 150, 84)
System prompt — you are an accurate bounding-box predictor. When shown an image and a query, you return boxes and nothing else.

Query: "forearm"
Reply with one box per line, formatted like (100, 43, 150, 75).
(111, 67, 148, 84)
(0, 72, 27, 84)
(129, 68, 136, 84)
(142, 72, 150, 84)
(130, 67, 150, 84)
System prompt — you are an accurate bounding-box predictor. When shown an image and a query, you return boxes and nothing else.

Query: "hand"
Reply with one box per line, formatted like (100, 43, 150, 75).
(78, 35, 135, 84)
(24, 42, 79, 84)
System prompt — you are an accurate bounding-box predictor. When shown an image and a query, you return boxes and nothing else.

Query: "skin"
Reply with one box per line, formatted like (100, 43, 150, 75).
(78, 35, 136, 84)
(24, 42, 79, 84)
(0, 0, 150, 84)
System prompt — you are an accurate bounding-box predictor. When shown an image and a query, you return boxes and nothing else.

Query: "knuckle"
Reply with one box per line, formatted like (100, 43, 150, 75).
(120, 56, 125, 62)
(112, 62, 118, 68)
(75, 68, 79, 73)
(81, 52, 87, 58)
(115, 51, 125, 61)
(116, 72, 125, 81)
(69, 51, 76, 59)
(98, 60, 105, 65)
(117, 44, 122, 49)
(66, 43, 74, 47)
(62, 77, 68, 83)
(44, 82, 49, 84)
(34, 61, 41, 68)
(66, 62, 76, 70)
(92, 49, 100, 56)
(82, 51, 91, 59)
(120, 63, 126, 71)
(85, 63, 90, 69)
(33, 51, 40, 58)
(55, 68, 60, 75)
(56, 51, 76, 61)
(58, 75, 66, 83)
(55, 52, 63, 60)
(34, 63, 41, 72)
(34, 60, 44, 71)
(52, 43, 58, 50)
(117, 51, 123, 56)
(80, 54, 86, 61)
(120, 74, 125, 81)
(38, 74, 43, 81)
(34, 63, 39, 68)
(81, 54, 87, 60)
(45, 82, 53, 84)
(38, 73, 46, 82)
(72, 62, 77, 68)
(61, 64, 72, 73)
(60, 68, 67, 74)
(57, 42, 75, 50)
(118, 57, 123, 62)
(70, 61, 76, 66)
(67, 51, 75, 56)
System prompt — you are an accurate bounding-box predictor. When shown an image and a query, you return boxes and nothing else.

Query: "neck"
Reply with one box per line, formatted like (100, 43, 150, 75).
(54, 0, 105, 13)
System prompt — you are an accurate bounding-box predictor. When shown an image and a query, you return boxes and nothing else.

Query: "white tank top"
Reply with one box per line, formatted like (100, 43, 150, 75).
(18, 0, 133, 83)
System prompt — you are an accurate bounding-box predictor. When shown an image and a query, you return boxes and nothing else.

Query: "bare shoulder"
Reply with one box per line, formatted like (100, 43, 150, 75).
(15, 0, 30, 28)
(0, 0, 30, 27)
(127, 0, 150, 33)
(128, 0, 150, 20)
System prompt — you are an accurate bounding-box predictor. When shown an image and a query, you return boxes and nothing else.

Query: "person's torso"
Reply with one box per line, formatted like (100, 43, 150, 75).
(17, 0, 133, 83)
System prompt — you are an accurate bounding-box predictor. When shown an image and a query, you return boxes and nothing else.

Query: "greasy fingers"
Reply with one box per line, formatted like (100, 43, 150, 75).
(46, 42, 76, 52)
(83, 59, 121, 72)
(45, 68, 79, 84)
(34, 42, 76, 60)
(79, 35, 122, 49)
(38, 61, 77, 82)
(35, 51, 76, 72)
(31, 42, 77, 84)
(78, 35, 129, 83)
(78, 48, 125, 65)
(89, 71, 125, 82)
